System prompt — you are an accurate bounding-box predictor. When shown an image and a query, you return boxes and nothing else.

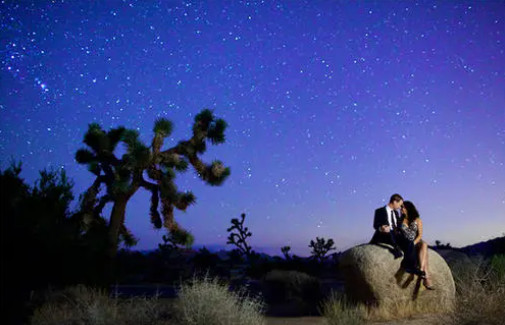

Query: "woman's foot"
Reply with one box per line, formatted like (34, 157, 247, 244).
(423, 277, 435, 290)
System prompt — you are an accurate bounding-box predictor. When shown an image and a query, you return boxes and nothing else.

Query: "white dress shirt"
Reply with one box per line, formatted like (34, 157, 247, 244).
(385, 205, 395, 228)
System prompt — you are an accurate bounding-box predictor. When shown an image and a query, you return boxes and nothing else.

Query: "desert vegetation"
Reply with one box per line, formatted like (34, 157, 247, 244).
(448, 254, 505, 325)
(30, 285, 171, 325)
(30, 276, 265, 325)
(74, 108, 230, 263)
(27, 255, 505, 325)
(2, 111, 504, 325)
(3, 162, 505, 324)
(174, 275, 265, 325)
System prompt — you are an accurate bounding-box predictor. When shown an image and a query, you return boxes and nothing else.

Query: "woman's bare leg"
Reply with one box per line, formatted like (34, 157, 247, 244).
(421, 242, 428, 272)
(417, 241, 426, 271)
(421, 241, 433, 287)
(423, 242, 429, 273)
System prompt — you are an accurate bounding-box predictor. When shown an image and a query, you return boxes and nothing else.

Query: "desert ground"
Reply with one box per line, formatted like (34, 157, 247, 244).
(266, 314, 447, 325)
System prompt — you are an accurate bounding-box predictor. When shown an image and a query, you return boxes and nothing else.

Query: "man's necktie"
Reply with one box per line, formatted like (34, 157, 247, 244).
(391, 210, 396, 228)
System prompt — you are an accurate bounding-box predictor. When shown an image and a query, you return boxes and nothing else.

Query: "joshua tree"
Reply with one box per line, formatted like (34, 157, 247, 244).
(309, 237, 336, 263)
(75, 109, 230, 260)
(158, 229, 194, 253)
(281, 246, 291, 260)
(226, 213, 253, 259)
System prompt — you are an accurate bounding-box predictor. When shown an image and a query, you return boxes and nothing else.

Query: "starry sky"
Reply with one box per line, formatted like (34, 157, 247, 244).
(1, 1, 504, 256)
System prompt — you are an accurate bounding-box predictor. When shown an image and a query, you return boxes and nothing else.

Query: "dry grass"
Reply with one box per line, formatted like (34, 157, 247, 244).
(321, 291, 452, 324)
(30, 275, 266, 325)
(174, 274, 266, 325)
(29, 255, 505, 325)
(320, 292, 366, 325)
(365, 288, 454, 322)
(30, 285, 171, 325)
(366, 299, 452, 323)
(448, 255, 505, 325)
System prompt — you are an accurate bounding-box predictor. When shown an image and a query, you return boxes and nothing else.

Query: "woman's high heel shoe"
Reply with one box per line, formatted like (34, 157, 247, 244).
(423, 277, 435, 290)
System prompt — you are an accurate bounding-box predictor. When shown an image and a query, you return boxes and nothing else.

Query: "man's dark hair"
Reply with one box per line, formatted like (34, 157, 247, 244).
(389, 193, 404, 203)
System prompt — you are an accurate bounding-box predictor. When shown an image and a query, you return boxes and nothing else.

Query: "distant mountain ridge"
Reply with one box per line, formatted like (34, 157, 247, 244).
(458, 235, 505, 257)
(135, 236, 505, 258)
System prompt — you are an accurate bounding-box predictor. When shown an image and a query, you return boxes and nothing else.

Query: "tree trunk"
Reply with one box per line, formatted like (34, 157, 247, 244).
(107, 198, 128, 259)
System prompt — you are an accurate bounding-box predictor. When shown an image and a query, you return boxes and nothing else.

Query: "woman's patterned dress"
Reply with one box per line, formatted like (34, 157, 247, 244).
(399, 220, 419, 269)
(400, 220, 418, 242)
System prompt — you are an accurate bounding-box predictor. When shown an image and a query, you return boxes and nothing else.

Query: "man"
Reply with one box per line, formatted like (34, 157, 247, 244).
(370, 193, 404, 258)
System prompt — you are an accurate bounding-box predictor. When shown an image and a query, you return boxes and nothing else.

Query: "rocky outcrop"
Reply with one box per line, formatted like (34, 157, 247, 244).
(340, 243, 455, 312)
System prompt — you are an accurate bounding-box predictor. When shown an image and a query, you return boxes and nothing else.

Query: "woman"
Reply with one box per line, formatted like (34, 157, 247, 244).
(399, 201, 434, 289)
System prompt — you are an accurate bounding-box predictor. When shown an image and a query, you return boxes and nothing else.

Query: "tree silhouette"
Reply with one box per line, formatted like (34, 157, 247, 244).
(226, 213, 253, 259)
(75, 109, 230, 260)
(281, 246, 291, 260)
(434, 240, 452, 249)
(309, 237, 336, 263)
(1, 163, 90, 324)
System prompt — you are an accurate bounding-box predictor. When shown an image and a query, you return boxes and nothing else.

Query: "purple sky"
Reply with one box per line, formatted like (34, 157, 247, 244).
(1, 1, 504, 256)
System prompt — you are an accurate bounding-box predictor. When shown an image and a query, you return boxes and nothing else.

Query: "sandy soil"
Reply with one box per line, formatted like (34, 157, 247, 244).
(265, 317, 325, 325)
(265, 314, 448, 325)
(366, 314, 449, 325)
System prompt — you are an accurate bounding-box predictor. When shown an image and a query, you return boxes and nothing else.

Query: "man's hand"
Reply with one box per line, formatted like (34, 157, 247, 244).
(379, 225, 391, 233)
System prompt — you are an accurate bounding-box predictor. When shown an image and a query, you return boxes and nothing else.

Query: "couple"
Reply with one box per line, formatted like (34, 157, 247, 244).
(370, 193, 434, 290)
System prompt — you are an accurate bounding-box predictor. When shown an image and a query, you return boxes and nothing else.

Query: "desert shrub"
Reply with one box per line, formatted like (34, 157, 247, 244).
(115, 295, 171, 325)
(191, 247, 226, 278)
(261, 269, 322, 315)
(30, 285, 117, 325)
(174, 274, 265, 325)
(320, 291, 365, 325)
(30, 285, 171, 325)
(450, 255, 505, 325)
(490, 254, 505, 283)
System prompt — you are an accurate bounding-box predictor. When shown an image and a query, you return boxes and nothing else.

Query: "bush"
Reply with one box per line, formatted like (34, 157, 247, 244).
(450, 255, 505, 325)
(490, 254, 505, 283)
(174, 274, 265, 325)
(320, 292, 365, 325)
(30, 285, 171, 325)
(261, 270, 322, 315)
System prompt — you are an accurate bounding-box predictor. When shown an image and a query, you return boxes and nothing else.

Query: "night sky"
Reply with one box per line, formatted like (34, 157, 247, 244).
(1, 1, 504, 256)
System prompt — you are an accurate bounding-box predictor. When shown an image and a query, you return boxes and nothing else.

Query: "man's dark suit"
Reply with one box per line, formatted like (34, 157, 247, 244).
(370, 206, 400, 245)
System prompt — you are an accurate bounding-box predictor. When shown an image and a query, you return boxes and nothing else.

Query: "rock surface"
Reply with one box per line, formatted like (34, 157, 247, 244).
(340, 243, 455, 312)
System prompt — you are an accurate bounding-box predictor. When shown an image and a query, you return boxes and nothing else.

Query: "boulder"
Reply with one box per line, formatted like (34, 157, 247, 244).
(340, 243, 455, 312)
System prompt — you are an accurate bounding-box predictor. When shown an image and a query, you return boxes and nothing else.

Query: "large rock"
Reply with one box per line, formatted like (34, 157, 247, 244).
(340, 244, 455, 312)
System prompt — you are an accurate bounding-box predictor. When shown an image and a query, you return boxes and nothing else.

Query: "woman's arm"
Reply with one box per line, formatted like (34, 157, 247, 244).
(414, 218, 423, 244)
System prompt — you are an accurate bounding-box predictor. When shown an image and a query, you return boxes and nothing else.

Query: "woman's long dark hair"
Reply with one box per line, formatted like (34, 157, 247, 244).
(403, 201, 420, 223)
